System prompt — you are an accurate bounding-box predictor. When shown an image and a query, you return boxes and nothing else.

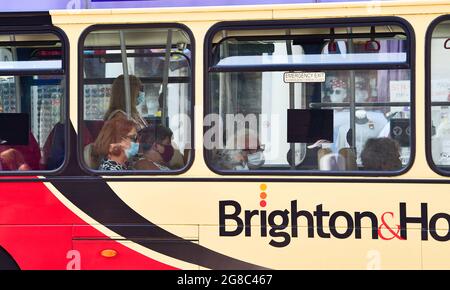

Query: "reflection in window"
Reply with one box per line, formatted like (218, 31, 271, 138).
(206, 23, 412, 173)
(81, 27, 192, 172)
(430, 20, 450, 172)
(0, 31, 66, 172)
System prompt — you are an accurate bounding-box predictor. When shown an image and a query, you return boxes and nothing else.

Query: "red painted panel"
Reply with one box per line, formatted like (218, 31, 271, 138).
(0, 181, 81, 225)
(73, 240, 175, 270)
(0, 181, 177, 270)
(0, 226, 73, 270)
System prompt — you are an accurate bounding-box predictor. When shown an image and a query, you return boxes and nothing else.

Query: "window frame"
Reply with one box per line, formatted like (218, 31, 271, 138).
(204, 17, 416, 177)
(77, 23, 195, 176)
(425, 14, 450, 177)
(0, 23, 70, 176)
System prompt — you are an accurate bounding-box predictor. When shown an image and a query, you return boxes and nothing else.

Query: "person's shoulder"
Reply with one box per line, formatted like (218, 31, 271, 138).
(133, 158, 158, 170)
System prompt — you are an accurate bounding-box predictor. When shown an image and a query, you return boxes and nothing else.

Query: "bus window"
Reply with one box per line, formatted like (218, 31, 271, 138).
(205, 22, 412, 174)
(429, 18, 450, 174)
(80, 26, 193, 173)
(0, 32, 66, 172)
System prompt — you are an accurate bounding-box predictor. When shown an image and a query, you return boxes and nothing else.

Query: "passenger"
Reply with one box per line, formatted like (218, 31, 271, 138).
(133, 125, 174, 171)
(361, 137, 402, 171)
(213, 129, 265, 170)
(92, 118, 139, 171)
(154, 91, 185, 169)
(0, 148, 31, 171)
(104, 74, 148, 130)
(0, 132, 41, 170)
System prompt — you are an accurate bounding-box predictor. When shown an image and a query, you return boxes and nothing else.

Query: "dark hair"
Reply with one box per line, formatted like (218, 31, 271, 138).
(138, 125, 173, 153)
(361, 138, 402, 171)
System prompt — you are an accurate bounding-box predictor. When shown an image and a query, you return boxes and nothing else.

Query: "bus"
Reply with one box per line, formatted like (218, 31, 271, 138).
(0, 0, 449, 270)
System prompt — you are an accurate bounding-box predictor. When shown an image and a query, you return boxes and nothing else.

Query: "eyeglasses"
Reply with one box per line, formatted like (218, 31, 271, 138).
(124, 134, 137, 142)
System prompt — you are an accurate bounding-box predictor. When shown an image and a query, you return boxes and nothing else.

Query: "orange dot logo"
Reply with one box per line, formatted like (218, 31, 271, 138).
(259, 184, 267, 208)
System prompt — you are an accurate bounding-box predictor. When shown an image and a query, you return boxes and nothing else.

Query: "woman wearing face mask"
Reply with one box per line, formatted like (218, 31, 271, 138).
(92, 118, 139, 171)
(133, 125, 174, 171)
(105, 74, 148, 130)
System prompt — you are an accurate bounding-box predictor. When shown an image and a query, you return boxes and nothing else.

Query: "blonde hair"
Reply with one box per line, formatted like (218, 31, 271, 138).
(92, 118, 136, 162)
(104, 74, 142, 121)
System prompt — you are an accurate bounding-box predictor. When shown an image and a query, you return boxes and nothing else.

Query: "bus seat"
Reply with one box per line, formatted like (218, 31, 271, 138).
(83, 143, 99, 169)
(82, 120, 105, 146)
(338, 147, 358, 171)
(318, 151, 346, 171)
(183, 148, 190, 166)
(317, 147, 332, 166)
(41, 122, 65, 170)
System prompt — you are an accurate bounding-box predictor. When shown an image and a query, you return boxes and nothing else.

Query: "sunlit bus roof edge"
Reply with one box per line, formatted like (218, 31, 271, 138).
(46, 0, 450, 15)
(0, 0, 442, 12)
(46, 0, 450, 25)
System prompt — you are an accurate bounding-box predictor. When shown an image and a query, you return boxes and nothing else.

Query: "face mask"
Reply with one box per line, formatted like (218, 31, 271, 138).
(137, 91, 145, 106)
(330, 88, 347, 103)
(247, 151, 265, 169)
(125, 142, 139, 159)
(161, 144, 174, 163)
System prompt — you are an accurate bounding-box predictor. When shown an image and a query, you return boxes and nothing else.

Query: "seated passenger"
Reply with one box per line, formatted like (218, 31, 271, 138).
(104, 74, 148, 130)
(361, 137, 402, 171)
(133, 125, 174, 171)
(92, 118, 139, 171)
(0, 148, 31, 171)
(213, 129, 265, 170)
(0, 131, 41, 170)
(99, 143, 130, 171)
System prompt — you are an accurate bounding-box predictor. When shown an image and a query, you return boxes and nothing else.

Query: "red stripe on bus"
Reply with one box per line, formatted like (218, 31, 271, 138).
(0, 181, 176, 270)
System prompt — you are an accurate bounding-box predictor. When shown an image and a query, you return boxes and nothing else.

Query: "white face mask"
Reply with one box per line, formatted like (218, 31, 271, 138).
(137, 91, 145, 106)
(247, 151, 265, 169)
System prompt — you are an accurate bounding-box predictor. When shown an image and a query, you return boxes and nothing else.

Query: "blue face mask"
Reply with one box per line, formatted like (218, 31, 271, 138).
(137, 91, 145, 106)
(125, 142, 139, 159)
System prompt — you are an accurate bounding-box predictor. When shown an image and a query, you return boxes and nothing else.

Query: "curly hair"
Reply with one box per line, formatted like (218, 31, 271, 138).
(361, 138, 402, 171)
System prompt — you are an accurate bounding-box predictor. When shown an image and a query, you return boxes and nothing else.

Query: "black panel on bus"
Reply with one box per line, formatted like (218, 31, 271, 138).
(0, 113, 29, 145)
(287, 109, 333, 143)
